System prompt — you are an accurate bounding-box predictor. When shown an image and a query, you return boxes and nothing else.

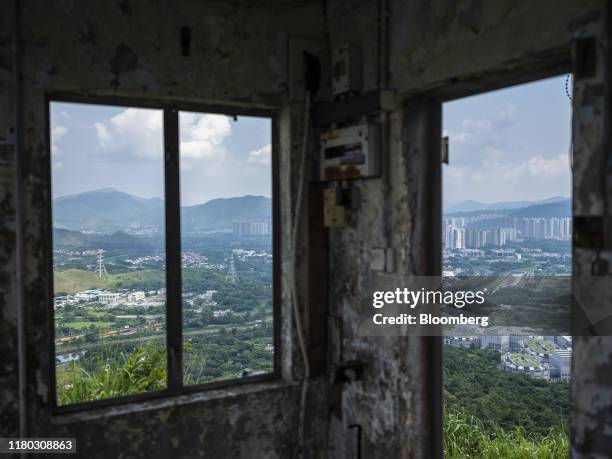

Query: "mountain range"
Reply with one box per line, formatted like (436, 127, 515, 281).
(444, 197, 571, 225)
(509, 199, 571, 218)
(53, 188, 271, 233)
(444, 196, 567, 214)
(55, 189, 569, 234)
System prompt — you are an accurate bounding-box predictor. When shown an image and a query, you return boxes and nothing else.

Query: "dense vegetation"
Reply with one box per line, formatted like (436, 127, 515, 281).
(184, 321, 274, 384)
(56, 322, 274, 404)
(444, 408, 569, 458)
(57, 344, 166, 405)
(443, 346, 569, 457)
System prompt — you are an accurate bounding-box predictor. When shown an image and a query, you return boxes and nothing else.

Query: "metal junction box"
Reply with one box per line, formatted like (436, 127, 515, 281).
(320, 122, 380, 180)
(331, 44, 362, 97)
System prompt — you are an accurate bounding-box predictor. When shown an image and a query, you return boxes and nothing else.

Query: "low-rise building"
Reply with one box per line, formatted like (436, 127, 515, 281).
(444, 336, 479, 348)
(502, 352, 549, 380)
(213, 309, 231, 318)
(127, 291, 145, 302)
(480, 335, 509, 352)
(98, 292, 121, 304)
(550, 349, 572, 382)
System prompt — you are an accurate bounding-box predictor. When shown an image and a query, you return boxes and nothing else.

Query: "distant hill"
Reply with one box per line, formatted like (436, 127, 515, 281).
(53, 228, 154, 251)
(182, 195, 271, 232)
(53, 189, 271, 233)
(510, 199, 571, 218)
(444, 196, 566, 214)
(449, 198, 572, 230)
(53, 188, 163, 232)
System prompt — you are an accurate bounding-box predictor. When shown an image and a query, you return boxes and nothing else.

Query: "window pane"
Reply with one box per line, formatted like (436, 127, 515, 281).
(442, 76, 572, 454)
(51, 102, 167, 405)
(179, 112, 274, 385)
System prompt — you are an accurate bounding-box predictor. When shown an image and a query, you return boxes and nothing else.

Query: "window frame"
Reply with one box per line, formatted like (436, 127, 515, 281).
(45, 93, 282, 413)
(399, 51, 573, 456)
(431, 68, 575, 456)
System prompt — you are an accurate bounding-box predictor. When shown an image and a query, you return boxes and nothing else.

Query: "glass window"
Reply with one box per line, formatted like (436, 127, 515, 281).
(50, 100, 277, 407)
(51, 102, 167, 405)
(179, 112, 274, 385)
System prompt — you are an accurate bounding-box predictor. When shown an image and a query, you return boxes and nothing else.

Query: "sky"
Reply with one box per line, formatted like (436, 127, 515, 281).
(443, 75, 572, 208)
(50, 102, 272, 206)
(51, 75, 571, 208)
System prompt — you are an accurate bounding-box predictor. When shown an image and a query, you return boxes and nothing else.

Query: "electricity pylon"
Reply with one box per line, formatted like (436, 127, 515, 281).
(96, 249, 108, 278)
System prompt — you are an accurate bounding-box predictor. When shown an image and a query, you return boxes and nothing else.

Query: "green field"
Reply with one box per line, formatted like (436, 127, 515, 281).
(54, 268, 165, 294)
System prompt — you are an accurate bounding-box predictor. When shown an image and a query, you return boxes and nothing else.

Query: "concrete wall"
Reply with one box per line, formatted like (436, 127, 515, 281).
(0, 0, 21, 440)
(322, 0, 610, 458)
(0, 1, 327, 457)
(2, 0, 612, 457)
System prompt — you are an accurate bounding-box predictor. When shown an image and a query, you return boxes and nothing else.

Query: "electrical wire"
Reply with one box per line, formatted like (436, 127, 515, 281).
(291, 91, 312, 456)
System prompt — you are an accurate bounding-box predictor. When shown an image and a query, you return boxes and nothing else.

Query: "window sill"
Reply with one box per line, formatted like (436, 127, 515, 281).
(51, 378, 293, 425)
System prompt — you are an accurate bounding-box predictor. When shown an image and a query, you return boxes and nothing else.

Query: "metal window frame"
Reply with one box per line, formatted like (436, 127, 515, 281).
(45, 93, 281, 414)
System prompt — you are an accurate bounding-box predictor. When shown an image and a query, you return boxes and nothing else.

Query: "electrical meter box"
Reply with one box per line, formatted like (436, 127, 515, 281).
(320, 123, 380, 180)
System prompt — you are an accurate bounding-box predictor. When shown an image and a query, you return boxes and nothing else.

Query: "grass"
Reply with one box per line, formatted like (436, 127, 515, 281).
(508, 353, 541, 367)
(54, 268, 164, 294)
(526, 338, 555, 354)
(445, 408, 569, 458)
(57, 344, 166, 405)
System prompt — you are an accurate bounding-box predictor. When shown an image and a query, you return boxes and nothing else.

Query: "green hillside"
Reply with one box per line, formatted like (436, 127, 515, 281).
(181, 195, 271, 232)
(443, 346, 569, 438)
(53, 188, 164, 232)
(53, 228, 154, 251)
(54, 269, 165, 294)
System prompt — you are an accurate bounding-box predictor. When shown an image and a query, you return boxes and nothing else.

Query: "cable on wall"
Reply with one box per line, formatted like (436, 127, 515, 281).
(291, 90, 312, 456)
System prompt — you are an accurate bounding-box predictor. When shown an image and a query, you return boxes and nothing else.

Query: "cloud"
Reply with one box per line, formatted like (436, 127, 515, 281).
(444, 152, 570, 202)
(95, 122, 111, 142)
(52, 125, 67, 140)
(498, 102, 517, 123)
(504, 153, 570, 179)
(95, 108, 163, 160)
(247, 144, 271, 166)
(445, 101, 518, 150)
(461, 118, 492, 132)
(93, 109, 233, 166)
(51, 124, 68, 155)
(179, 112, 231, 160)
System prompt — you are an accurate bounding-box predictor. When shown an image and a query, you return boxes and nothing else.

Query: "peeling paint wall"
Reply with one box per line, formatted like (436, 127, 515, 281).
(570, 6, 612, 458)
(2, 0, 612, 457)
(1, 1, 327, 457)
(0, 0, 21, 440)
(322, 0, 610, 458)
